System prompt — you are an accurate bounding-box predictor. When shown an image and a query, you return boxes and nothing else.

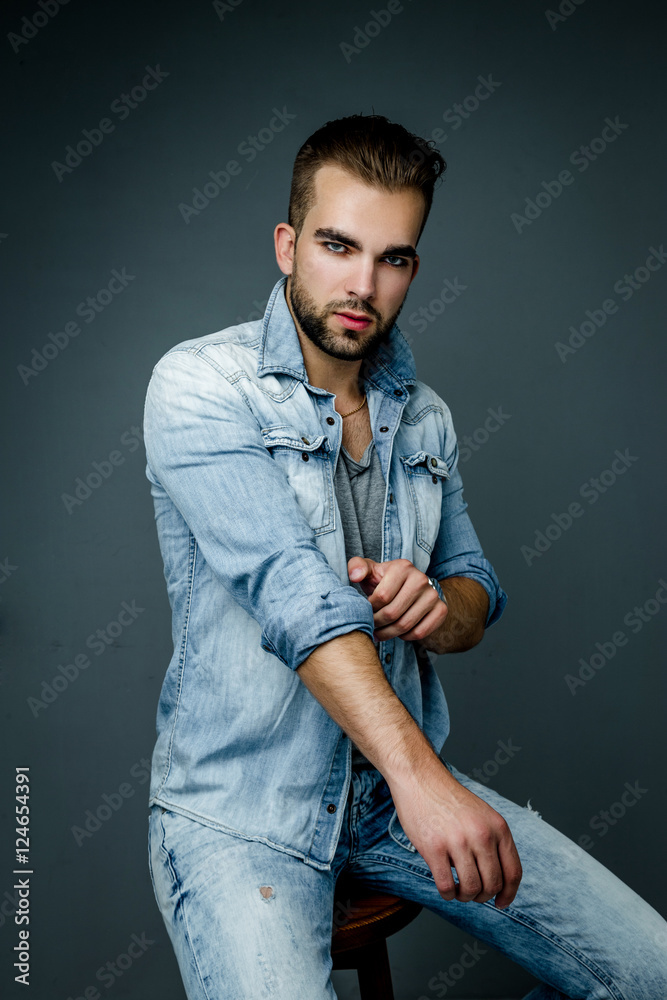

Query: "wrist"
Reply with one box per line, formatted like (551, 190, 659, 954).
(382, 726, 449, 791)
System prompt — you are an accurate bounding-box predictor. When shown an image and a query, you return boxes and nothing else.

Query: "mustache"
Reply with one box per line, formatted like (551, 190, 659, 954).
(329, 302, 380, 319)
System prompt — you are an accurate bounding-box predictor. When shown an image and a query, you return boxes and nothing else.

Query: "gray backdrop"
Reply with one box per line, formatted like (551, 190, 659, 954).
(2, 1, 665, 997)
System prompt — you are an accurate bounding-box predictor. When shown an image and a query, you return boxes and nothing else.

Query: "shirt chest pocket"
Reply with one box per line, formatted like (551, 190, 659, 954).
(400, 451, 450, 554)
(260, 426, 335, 535)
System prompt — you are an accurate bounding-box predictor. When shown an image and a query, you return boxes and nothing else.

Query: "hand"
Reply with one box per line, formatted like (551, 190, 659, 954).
(348, 556, 448, 643)
(389, 760, 523, 909)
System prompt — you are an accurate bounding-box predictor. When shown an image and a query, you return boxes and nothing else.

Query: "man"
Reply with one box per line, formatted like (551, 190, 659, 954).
(144, 115, 666, 999)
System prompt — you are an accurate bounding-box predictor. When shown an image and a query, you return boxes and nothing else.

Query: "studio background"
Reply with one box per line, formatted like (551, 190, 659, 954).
(2, 1, 665, 997)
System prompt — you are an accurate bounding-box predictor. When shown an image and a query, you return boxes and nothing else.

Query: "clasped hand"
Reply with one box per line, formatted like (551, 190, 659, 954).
(348, 556, 448, 643)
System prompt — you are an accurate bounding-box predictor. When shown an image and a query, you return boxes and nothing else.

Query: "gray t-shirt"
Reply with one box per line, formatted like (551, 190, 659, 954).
(333, 439, 386, 770)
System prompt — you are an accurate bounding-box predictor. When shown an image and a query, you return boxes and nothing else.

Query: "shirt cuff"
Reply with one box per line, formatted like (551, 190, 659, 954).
(260, 585, 377, 670)
(429, 558, 508, 628)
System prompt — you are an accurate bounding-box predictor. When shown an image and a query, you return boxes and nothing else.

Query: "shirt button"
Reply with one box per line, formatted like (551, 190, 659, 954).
(301, 452, 309, 461)
(393, 389, 403, 396)
(327, 803, 336, 814)
(326, 417, 335, 425)
(385, 653, 392, 664)
(430, 457, 437, 467)
(301, 436, 310, 444)
(432, 475, 438, 483)
(380, 426, 389, 433)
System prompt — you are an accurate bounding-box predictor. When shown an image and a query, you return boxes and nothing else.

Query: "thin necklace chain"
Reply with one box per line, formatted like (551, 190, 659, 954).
(339, 394, 367, 418)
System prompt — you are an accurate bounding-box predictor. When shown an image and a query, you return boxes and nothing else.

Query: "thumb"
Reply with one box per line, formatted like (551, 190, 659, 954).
(348, 556, 374, 582)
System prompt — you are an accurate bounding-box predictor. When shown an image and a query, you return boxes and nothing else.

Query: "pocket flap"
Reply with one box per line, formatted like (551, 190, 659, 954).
(400, 451, 450, 478)
(261, 426, 330, 453)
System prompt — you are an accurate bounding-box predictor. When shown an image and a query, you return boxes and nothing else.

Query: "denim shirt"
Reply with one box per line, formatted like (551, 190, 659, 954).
(143, 275, 507, 870)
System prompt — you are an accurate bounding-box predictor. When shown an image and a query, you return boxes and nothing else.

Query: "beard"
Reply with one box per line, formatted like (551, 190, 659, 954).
(287, 258, 406, 362)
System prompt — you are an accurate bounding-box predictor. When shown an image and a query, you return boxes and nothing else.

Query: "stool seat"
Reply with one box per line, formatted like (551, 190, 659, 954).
(331, 875, 422, 999)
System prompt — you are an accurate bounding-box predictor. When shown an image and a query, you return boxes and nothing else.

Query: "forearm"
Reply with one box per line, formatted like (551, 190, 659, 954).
(418, 576, 489, 654)
(297, 627, 521, 909)
(296, 630, 446, 785)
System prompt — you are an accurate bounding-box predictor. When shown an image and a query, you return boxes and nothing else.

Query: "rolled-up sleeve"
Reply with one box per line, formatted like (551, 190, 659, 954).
(143, 348, 376, 669)
(426, 424, 508, 629)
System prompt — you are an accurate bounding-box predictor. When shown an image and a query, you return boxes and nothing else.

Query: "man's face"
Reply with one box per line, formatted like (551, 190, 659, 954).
(283, 164, 424, 362)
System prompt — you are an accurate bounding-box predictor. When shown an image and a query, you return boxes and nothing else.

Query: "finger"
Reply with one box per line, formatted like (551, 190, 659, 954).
(374, 589, 442, 639)
(447, 855, 483, 904)
(348, 556, 373, 582)
(468, 846, 506, 905)
(348, 558, 382, 597)
(493, 835, 523, 910)
(371, 566, 424, 623)
(388, 599, 448, 642)
(432, 857, 458, 902)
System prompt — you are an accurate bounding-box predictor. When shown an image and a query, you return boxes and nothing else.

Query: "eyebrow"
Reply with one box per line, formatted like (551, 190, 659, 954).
(312, 227, 417, 260)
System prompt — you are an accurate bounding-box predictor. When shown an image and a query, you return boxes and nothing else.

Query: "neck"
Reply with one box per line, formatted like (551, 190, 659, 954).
(299, 346, 364, 400)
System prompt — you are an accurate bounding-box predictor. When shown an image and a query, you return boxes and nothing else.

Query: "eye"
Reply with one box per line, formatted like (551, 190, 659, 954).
(323, 242, 348, 254)
(383, 256, 409, 268)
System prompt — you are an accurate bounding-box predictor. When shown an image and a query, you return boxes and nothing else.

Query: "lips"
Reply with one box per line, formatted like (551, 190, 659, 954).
(334, 311, 373, 330)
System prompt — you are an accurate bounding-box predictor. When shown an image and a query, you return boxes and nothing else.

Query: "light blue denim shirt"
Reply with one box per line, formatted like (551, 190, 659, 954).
(143, 275, 507, 870)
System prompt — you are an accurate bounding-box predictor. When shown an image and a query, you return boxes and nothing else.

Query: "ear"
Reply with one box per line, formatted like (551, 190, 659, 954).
(274, 223, 297, 276)
(409, 254, 420, 284)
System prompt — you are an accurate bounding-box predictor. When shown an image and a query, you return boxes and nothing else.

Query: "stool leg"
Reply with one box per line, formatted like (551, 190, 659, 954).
(356, 938, 395, 1000)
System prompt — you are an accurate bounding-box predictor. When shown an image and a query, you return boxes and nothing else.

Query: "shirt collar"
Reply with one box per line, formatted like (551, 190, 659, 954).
(256, 276, 417, 393)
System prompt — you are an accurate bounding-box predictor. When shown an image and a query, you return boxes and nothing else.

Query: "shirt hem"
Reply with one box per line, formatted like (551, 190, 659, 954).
(148, 795, 334, 871)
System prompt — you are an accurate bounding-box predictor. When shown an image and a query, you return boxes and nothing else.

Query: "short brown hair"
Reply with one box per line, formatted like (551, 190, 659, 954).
(288, 114, 446, 245)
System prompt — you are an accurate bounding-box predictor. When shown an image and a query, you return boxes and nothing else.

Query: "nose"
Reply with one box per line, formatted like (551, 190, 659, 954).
(344, 257, 376, 304)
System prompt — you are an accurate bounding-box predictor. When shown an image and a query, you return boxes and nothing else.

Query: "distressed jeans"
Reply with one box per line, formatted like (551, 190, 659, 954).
(147, 762, 667, 999)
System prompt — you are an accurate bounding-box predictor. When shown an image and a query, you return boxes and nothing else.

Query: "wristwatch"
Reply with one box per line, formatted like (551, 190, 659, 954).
(427, 576, 448, 606)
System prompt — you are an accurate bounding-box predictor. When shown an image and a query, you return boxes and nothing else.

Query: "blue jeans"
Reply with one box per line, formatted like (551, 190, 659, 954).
(148, 762, 667, 999)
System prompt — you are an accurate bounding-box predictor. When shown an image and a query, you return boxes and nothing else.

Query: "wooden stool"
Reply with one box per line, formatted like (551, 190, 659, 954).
(331, 875, 422, 1000)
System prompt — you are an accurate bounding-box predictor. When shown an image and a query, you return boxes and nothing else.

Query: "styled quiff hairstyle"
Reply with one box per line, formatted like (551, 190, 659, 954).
(288, 114, 447, 246)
